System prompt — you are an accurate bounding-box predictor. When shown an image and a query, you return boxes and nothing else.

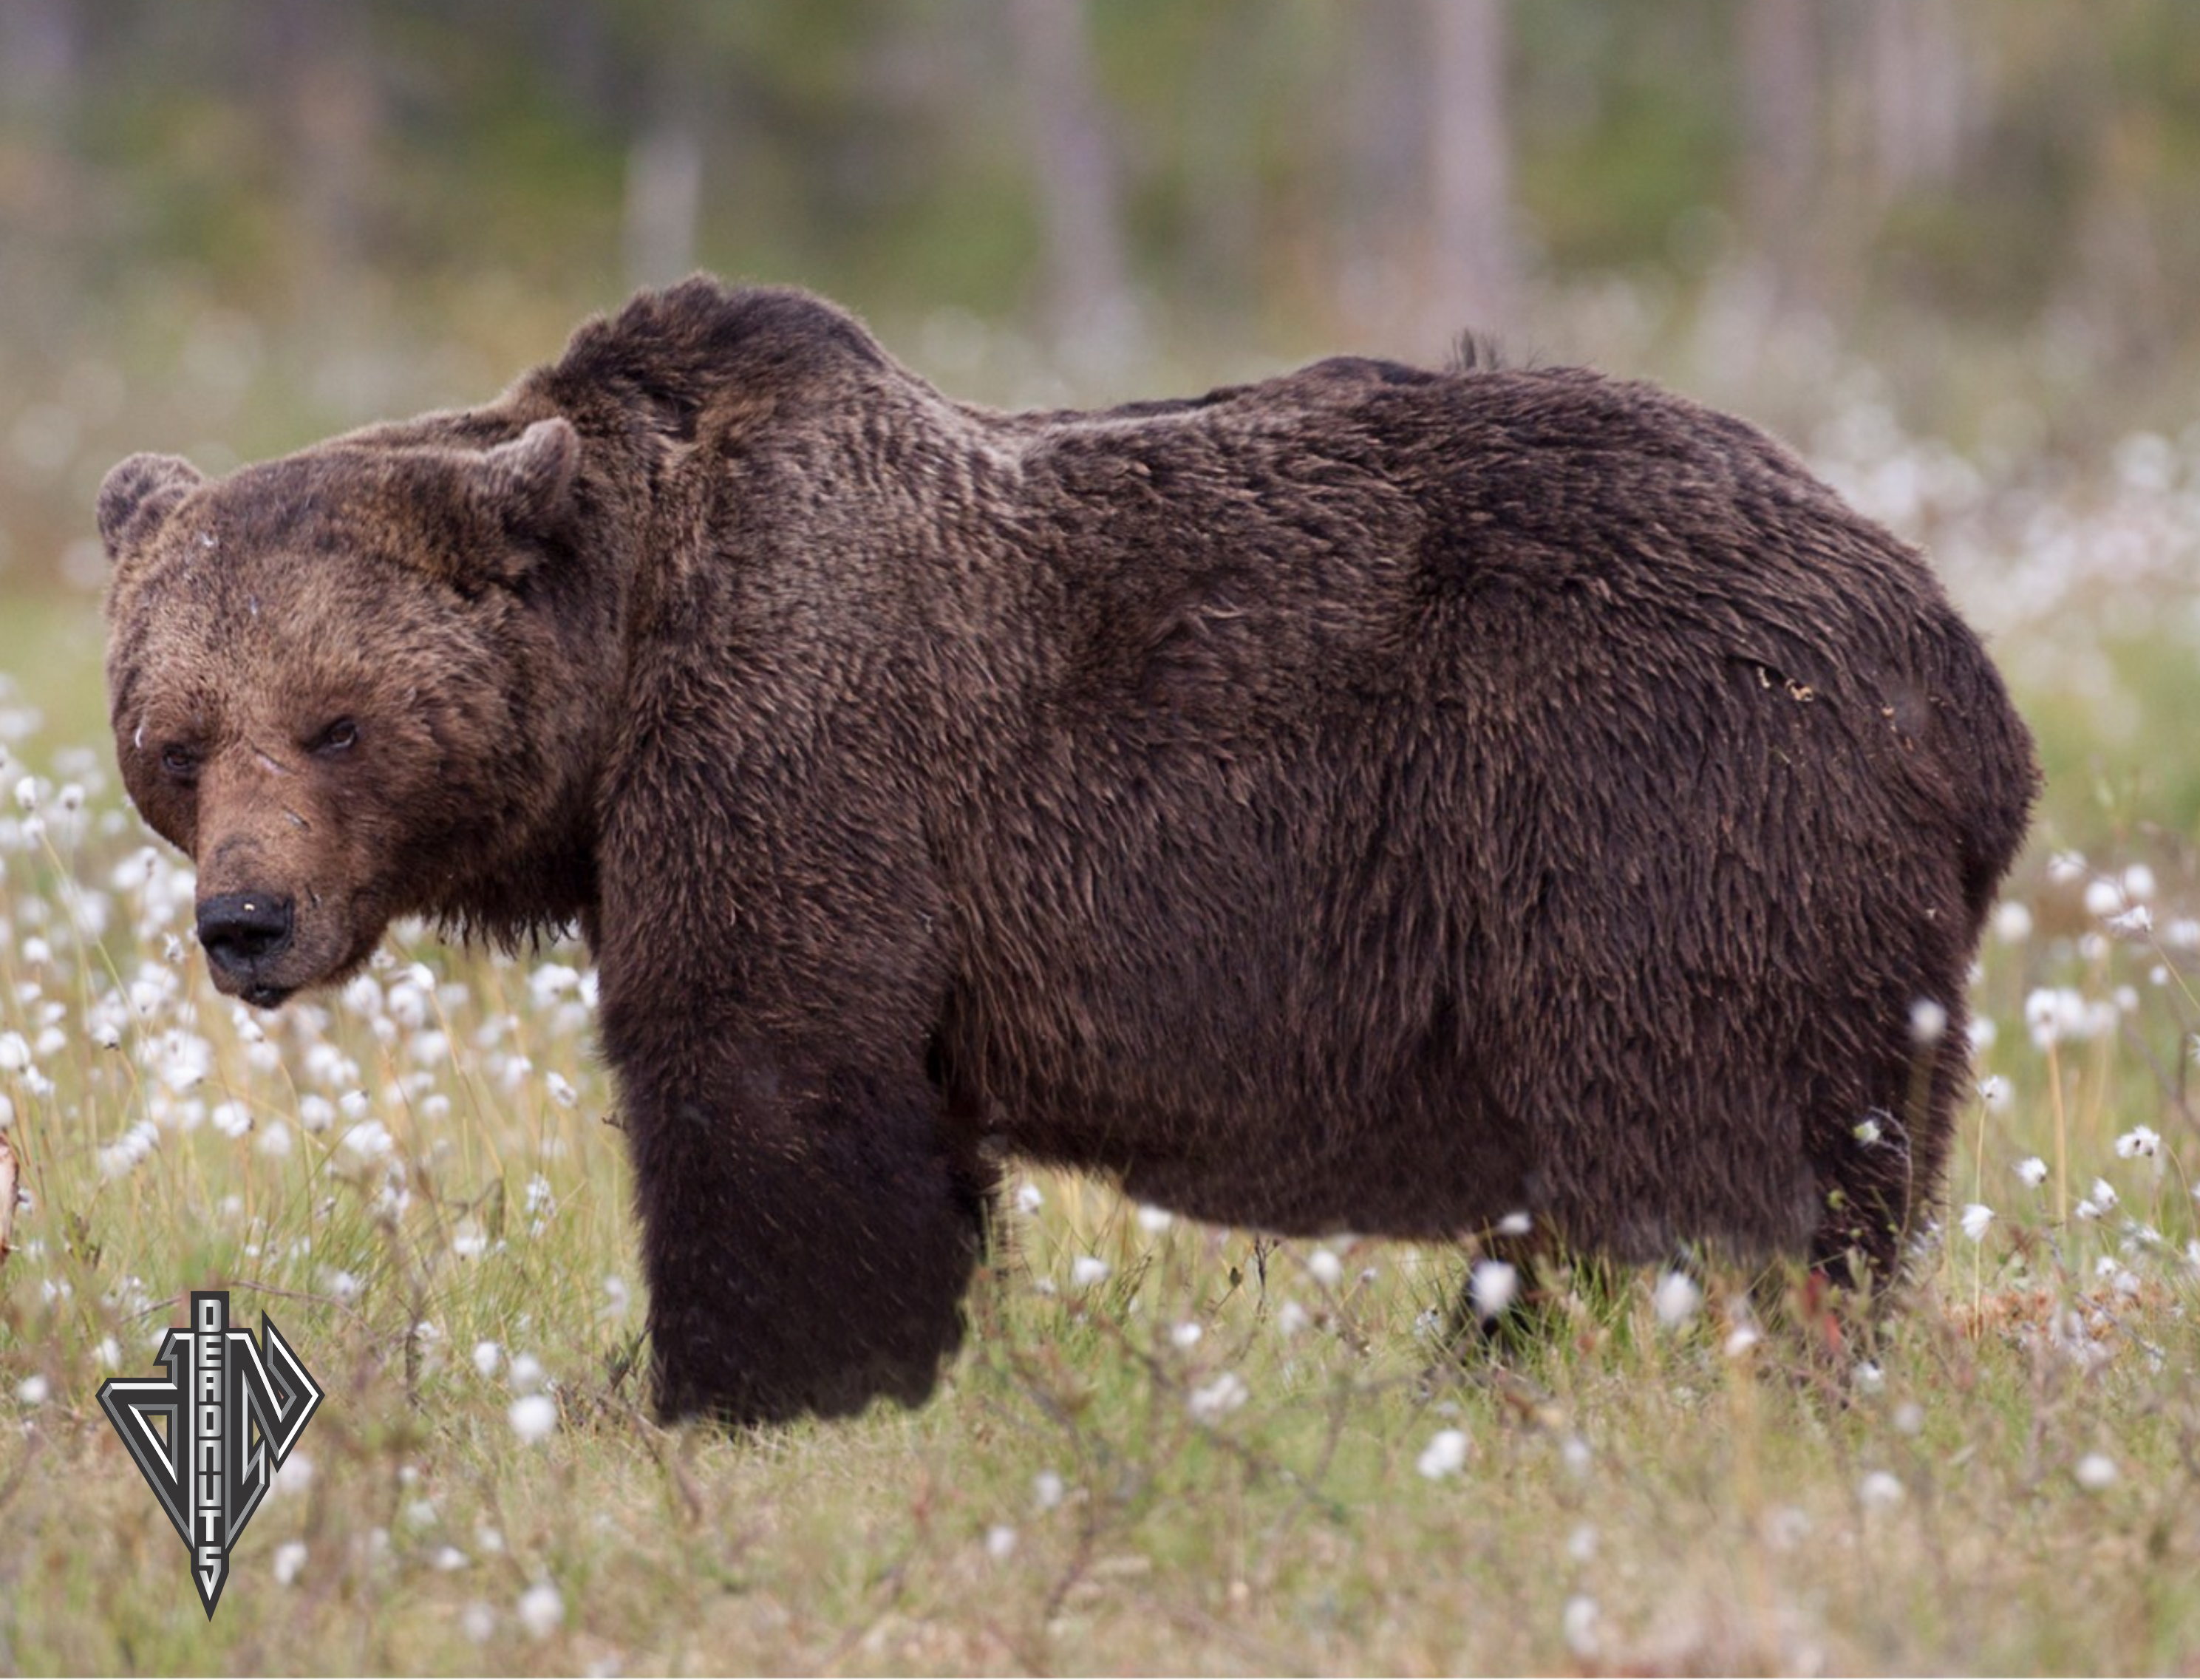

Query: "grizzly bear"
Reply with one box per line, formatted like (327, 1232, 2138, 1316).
(99, 279, 2037, 1424)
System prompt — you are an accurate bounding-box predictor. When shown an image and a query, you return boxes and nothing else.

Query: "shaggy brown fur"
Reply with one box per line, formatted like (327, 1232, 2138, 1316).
(100, 279, 2037, 1424)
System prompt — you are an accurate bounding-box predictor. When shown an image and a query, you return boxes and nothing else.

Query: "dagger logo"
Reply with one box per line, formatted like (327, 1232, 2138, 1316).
(97, 1291, 324, 1619)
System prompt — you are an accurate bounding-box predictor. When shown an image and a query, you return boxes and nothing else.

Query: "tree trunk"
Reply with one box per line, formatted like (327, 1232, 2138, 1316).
(1007, 0, 1138, 368)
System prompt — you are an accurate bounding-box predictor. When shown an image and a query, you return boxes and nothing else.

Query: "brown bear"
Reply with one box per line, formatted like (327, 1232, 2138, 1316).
(98, 279, 2037, 1424)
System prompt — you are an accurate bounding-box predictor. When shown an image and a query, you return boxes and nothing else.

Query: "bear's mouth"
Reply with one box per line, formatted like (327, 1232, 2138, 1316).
(242, 981, 295, 1010)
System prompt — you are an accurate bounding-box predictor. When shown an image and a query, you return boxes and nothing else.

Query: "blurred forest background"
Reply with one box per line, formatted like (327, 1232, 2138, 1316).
(1, 0, 2198, 659)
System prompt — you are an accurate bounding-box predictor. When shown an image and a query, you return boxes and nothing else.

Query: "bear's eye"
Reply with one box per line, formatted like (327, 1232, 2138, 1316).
(310, 718, 361, 757)
(158, 744, 200, 782)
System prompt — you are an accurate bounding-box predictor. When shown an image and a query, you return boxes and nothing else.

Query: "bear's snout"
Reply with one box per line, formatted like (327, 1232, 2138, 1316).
(196, 890, 297, 1005)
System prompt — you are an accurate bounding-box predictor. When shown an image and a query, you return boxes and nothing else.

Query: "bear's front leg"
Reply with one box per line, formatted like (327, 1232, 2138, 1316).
(612, 1026, 987, 1425)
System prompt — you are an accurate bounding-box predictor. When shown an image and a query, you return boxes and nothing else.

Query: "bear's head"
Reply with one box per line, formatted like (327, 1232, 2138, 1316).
(98, 418, 595, 1007)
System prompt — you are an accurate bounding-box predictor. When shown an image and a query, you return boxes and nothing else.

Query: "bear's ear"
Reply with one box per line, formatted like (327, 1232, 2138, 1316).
(471, 418, 582, 547)
(97, 453, 205, 560)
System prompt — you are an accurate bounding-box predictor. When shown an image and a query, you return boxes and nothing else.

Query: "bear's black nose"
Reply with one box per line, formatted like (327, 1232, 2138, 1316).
(197, 891, 296, 974)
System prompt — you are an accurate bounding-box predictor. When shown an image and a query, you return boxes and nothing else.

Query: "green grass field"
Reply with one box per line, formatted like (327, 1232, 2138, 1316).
(1, 472, 2198, 1676)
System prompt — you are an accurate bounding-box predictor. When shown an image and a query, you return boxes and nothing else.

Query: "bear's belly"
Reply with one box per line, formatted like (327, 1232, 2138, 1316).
(992, 1087, 1542, 1242)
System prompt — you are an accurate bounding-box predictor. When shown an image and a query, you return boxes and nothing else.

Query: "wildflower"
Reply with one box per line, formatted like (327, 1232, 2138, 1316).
(2073, 1452, 2118, 1492)
(1652, 1270, 1701, 1327)
(211, 1101, 252, 1140)
(1468, 1259, 1519, 1319)
(545, 1072, 578, 1108)
(273, 1453, 314, 1498)
(338, 1120, 393, 1164)
(1853, 1361, 1886, 1394)
(984, 1524, 1018, 1561)
(2122, 863, 2156, 902)
(1069, 1255, 1111, 1288)
(1858, 1469, 1905, 1509)
(1170, 1320, 1202, 1350)
(1560, 1435, 1593, 1477)
(1960, 1204, 1995, 1242)
(2090, 1177, 2119, 1211)
(1909, 999, 1947, 1043)
(273, 1541, 307, 1586)
(1274, 1300, 1310, 1337)
(2115, 1126, 2160, 1159)
(1495, 1211, 1533, 1237)
(2014, 1156, 2049, 1188)
(17, 1374, 48, 1406)
(461, 1602, 497, 1643)
(516, 1582, 563, 1640)
(1188, 1371, 1249, 1422)
(2046, 851, 2086, 884)
(1032, 1470, 1066, 1511)
(0, 1032, 28, 1073)
(1013, 1180, 1043, 1215)
(508, 1394, 557, 1444)
(509, 1353, 545, 1393)
(1134, 1203, 1173, 1234)
(1416, 1427, 1471, 1479)
(257, 1120, 293, 1160)
(432, 1546, 469, 1572)
(1993, 901, 2033, 943)
(1562, 1596, 1600, 1661)
(2107, 905, 2152, 936)
(1306, 1248, 1344, 1288)
(2083, 880, 2124, 919)
(472, 1341, 503, 1379)
(1853, 1115, 1883, 1146)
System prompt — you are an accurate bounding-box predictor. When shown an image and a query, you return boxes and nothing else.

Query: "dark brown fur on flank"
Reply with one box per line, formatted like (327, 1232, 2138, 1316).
(98, 279, 2038, 1424)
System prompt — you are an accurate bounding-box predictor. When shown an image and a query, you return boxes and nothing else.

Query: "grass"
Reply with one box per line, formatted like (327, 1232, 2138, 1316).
(1, 528, 2199, 1673)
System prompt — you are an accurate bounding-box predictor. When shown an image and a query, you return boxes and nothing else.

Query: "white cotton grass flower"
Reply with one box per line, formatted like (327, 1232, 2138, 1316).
(1468, 1259, 1519, 1320)
(473, 1341, 503, 1379)
(2074, 1452, 2119, 1492)
(1187, 1371, 1249, 1423)
(1562, 1595, 1601, 1661)
(0, 1032, 29, 1073)
(1652, 1269, 1701, 1327)
(1134, 1203, 1173, 1234)
(1978, 1075, 2011, 1112)
(17, 1373, 49, 1406)
(508, 1353, 546, 1394)
(1306, 1247, 1344, 1288)
(1960, 1204, 1995, 1242)
(516, 1582, 564, 1640)
(273, 1540, 308, 1587)
(2107, 905, 2152, 936)
(1858, 1469, 1906, 1510)
(1909, 998, 1948, 1044)
(1416, 1427, 1471, 1479)
(545, 1072, 578, 1108)
(2115, 1126, 2160, 1159)
(1169, 1320, 1203, 1350)
(2083, 879, 2125, 919)
(1994, 901, 2034, 943)
(2015, 1155, 2049, 1189)
(1069, 1255, 1111, 1289)
(1032, 1470, 1066, 1511)
(508, 1393, 558, 1444)
(984, 1524, 1018, 1562)
(1013, 1180, 1043, 1215)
